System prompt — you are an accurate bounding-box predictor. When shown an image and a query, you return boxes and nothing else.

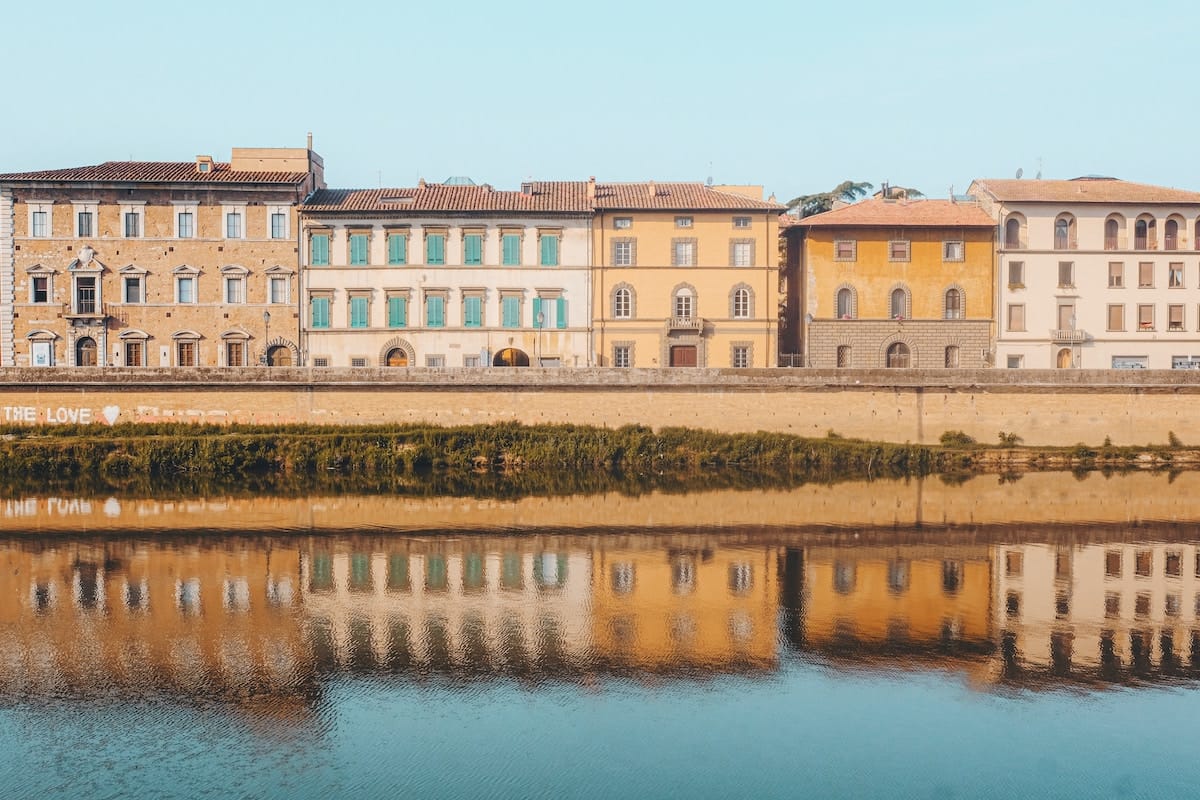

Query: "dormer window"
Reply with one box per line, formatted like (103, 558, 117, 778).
(196, 155, 214, 174)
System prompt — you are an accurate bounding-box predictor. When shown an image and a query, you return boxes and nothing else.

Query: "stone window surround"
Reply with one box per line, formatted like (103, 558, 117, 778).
(71, 201, 98, 238)
(265, 266, 293, 304)
(887, 282, 912, 320)
(834, 283, 858, 319)
(834, 239, 857, 261)
(612, 340, 635, 367)
(25, 264, 57, 304)
(118, 265, 149, 304)
(728, 283, 754, 319)
(172, 265, 201, 304)
(730, 340, 753, 368)
(887, 239, 911, 262)
(172, 200, 199, 239)
(266, 204, 291, 240)
(26, 200, 53, 238)
(729, 238, 756, 267)
(611, 281, 636, 319)
(612, 237, 637, 267)
(222, 203, 248, 239)
(347, 288, 374, 327)
(880, 334, 917, 368)
(221, 265, 249, 305)
(119, 201, 146, 239)
(671, 237, 698, 267)
(671, 281, 699, 319)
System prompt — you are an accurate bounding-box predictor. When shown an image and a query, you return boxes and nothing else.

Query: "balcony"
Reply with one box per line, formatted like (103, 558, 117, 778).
(666, 315, 704, 332)
(64, 301, 107, 320)
(1050, 328, 1086, 343)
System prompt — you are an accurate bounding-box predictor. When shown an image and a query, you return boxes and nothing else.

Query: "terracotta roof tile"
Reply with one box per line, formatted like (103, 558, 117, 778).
(592, 182, 784, 211)
(303, 182, 592, 214)
(0, 161, 309, 185)
(794, 198, 994, 228)
(970, 177, 1200, 204)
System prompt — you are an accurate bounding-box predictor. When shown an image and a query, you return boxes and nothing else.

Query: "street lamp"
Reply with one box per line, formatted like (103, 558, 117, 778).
(261, 309, 271, 366)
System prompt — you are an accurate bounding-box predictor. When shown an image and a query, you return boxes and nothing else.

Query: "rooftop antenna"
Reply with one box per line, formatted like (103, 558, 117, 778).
(1016, 167, 1024, 179)
(1035, 157, 1043, 180)
(706, 161, 713, 187)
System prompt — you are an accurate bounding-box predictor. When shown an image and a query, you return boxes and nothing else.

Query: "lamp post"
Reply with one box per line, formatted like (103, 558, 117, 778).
(261, 309, 271, 366)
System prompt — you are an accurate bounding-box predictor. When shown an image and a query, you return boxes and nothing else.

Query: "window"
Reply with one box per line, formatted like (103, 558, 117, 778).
(836, 287, 855, 319)
(224, 276, 245, 304)
(123, 276, 143, 304)
(1054, 215, 1076, 249)
(226, 340, 246, 367)
(124, 339, 144, 367)
(1112, 355, 1148, 369)
(533, 295, 567, 329)
(1107, 304, 1125, 331)
(614, 217, 632, 229)
(1006, 550, 1023, 576)
(425, 355, 445, 367)
(349, 295, 369, 328)
(613, 286, 633, 319)
(310, 295, 331, 329)
(944, 288, 963, 319)
(1138, 304, 1155, 330)
(1004, 217, 1022, 248)
(1135, 550, 1152, 577)
(310, 233, 330, 265)
(463, 355, 481, 367)
(76, 210, 94, 237)
(672, 239, 696, 266)
(834, 240, 856, 261)
(539, 233, 559, 266)
(1165, 550, 1182, 577)
(1169, 304, 1184, 331)
(1058, 261, 1074, 288)
(886, 342, 911, 368)
(1109, 262, 1124, 288)
(888, 240, 910, 261)
(733, 216, 751, 229)
(464, 233, 483, 265)
(1165, 219, 1180, 250)
(1007, 304, 1025, 331)
(176, 276, 196, 304)
(673, 287, 695, 318)
(270, 212, 287, 239)
(425, 294, 445, 327)
(31, 275, 49, 303)
(836, 345, 851, 367)
(731, 287, 751, 318)
(613, 238, 636, 266)
(613, 345, 631, 367)
(1008, 261, 1024, 288)
(501, 295, 521, 328)
(943, 241, 964, 261)
(1105, 217, 1123, 250)
(675, 216, 693, 228)
(31, 210, 49, 237)
(350, 357, 368, 368)
(732, 345, 750, 368)
(387, 232, 408, 265)
(940, 345, 958, 367)
(124, 210, 141, 237)
(1007, 355, 1023, 369)
(269, 276, 289, 304)
(349, 233, 370, 265)
(731, 240, 753, 266)
(426, 233, 446, 264)
(176, 340, 197, 367)
(387, 294, 407, 328)
(501, 233, 521, 265)
(464, 294, 483, 327)
(890, 288, 907, 320)
(225, 211, 243, 239)
(1169, 262, 1184, 288)
(177, 211, 194, 239)
(1135, 218, 1155, 250)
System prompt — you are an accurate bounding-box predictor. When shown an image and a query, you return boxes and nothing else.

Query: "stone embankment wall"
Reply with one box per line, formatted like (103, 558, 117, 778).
(0, 367, 1197, 446)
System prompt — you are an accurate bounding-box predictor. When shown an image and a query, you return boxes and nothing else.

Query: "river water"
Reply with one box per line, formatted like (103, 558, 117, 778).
(2, 471, 1200, 798)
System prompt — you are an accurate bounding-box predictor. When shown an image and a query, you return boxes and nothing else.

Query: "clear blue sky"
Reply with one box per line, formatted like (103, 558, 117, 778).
(4, 0, 1196, 202)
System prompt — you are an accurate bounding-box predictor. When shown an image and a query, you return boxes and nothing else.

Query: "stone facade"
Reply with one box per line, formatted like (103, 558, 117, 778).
(807, 319, 992, 368)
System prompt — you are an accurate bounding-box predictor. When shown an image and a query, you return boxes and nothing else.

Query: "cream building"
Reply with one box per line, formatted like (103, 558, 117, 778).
(298, 179, 593, 368)
(970, 177, 1200, 370)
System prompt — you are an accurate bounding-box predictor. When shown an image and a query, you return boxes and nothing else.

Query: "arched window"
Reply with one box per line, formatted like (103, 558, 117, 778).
(944, 288, 963, 319)
(1135, 216, 1157, 250)
(731, 287, 751, 319)
(836, 345, 851, 367)
(886, 342, 911, 368)
(836, 287, 855, 319)
(75, 337, 97, 367)
(1054, 216, 1076, 250)
(385, 348, 409, 367)
(1056, 348, 1073, 369)
(673, 287, 695, 319)
(613, 286, 632, 319)
(1195, 220, 1200, 252)
(944, 346, 960, 368)
(1004, 216, 1023, 249)
(1104, 217, 1121, 250)
(890, 288, 908, 320)
(1165, 218, 1181, 250)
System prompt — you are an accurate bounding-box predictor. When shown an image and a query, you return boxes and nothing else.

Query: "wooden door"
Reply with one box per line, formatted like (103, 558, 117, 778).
(670, 345, 697, 367)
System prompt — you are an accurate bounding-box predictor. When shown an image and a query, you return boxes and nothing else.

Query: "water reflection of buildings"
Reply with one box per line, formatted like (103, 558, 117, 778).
(1, 527, 1200, 705)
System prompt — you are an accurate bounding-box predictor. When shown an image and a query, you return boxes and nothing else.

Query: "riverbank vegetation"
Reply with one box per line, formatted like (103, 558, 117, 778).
(0, 422, 1195, 498)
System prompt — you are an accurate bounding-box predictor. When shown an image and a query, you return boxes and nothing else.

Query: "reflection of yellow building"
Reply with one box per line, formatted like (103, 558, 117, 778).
(591, 543, 778, 671)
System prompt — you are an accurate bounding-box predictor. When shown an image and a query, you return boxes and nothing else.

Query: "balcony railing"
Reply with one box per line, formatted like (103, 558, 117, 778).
(666, 315, 703, 331)
(1135, 236, 1151, 250)
(1050, 328, 1086, 343)
(1104, 236, 1120, 250)
(64, 302, 106, 319)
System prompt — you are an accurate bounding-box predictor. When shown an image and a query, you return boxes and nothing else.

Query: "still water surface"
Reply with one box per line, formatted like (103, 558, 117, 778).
(3, 472, 1200, 798)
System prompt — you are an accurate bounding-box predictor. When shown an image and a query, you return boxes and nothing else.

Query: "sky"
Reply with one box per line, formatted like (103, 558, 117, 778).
(4, 0, 1197, 203)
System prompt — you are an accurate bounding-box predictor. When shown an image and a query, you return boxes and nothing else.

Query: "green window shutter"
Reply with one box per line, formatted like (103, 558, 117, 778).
(502, 234, 521, 265)
(350, 234, 369, 265)
(427, 296, 444, 327)
(540, 235, 558, 266)
(465, 296, 482, 327)
(311, 234, 329, 266)
(464, 234, 482, 265)
(532, 297, 543, 328)
(350, 296, 368, 328)
(311, 297, 330, 329)
(502, 296, 519, 328)
(388, 296, 407, 328)
(427, 234, 445, 264)
(556, 297, 567, 329)
(388, 235, 407, 265)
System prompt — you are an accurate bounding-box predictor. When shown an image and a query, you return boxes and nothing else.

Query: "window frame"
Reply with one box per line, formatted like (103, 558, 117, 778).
(833, 239, 857, 261)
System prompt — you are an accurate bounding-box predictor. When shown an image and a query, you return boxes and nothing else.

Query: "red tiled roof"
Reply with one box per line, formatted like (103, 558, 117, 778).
(793, 197, 994, 228)
(970, 177, 1200, 204)
(0, 161, 309, 185)
(303, 182, 593, 214)
(593, 182, 784, 211)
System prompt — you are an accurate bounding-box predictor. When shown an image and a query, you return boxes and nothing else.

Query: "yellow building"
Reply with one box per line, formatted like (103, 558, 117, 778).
(784, 196, 995, 368)
(591, 183, 784, 368)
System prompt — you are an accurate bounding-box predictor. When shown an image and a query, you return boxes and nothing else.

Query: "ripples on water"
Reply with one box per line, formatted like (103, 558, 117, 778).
(2, 475, 1200, 798)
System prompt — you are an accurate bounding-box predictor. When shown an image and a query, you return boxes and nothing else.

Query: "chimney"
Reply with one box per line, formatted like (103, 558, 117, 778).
(587, 176, 596, 203)
(648, 180, 657, 197)
(306, 131, 313, 150)
(417, 178, 426, 189)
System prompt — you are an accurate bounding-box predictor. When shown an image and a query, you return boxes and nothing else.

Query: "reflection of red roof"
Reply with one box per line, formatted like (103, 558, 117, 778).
(793, 197, 994, 228)
(970, 177, 1200, 204)
(0, 161, 309, 184)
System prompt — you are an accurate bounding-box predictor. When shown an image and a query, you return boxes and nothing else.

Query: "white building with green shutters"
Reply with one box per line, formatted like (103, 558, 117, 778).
(299, 177, 594, 368)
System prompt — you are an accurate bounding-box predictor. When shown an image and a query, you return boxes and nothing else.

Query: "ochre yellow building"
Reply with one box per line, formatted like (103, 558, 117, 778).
(591, 183, 784, 368)
(784, 197, 995, 368)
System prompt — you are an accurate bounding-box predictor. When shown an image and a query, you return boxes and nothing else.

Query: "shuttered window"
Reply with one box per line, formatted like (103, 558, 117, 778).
(350, 296, 369, 328)
(502, 234, 521, 265)
(426, 234, 446, 265)
(310, 296, 330, 329)
(501, 296, 520, 328)
(388, 234, 407, 265)
(349, 234, 369, 265)
(426, 295, 445, 327)
(310, 234, 330, 265)
(464, 234, 483, 265)
(464, 295, 482, 327)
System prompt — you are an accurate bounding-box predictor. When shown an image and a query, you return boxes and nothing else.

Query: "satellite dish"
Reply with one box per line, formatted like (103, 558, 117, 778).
(1016, 168, 1024, 179)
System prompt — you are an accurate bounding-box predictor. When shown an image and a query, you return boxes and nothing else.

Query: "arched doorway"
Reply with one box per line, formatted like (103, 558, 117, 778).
(385, 348, 409, 367)
(1057, 348, 1073, 369)
(75, 337, 98, 367)
(266, 345, 292, 367)
(886, 342, 911, 368)
(493, 348, 530, 367)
